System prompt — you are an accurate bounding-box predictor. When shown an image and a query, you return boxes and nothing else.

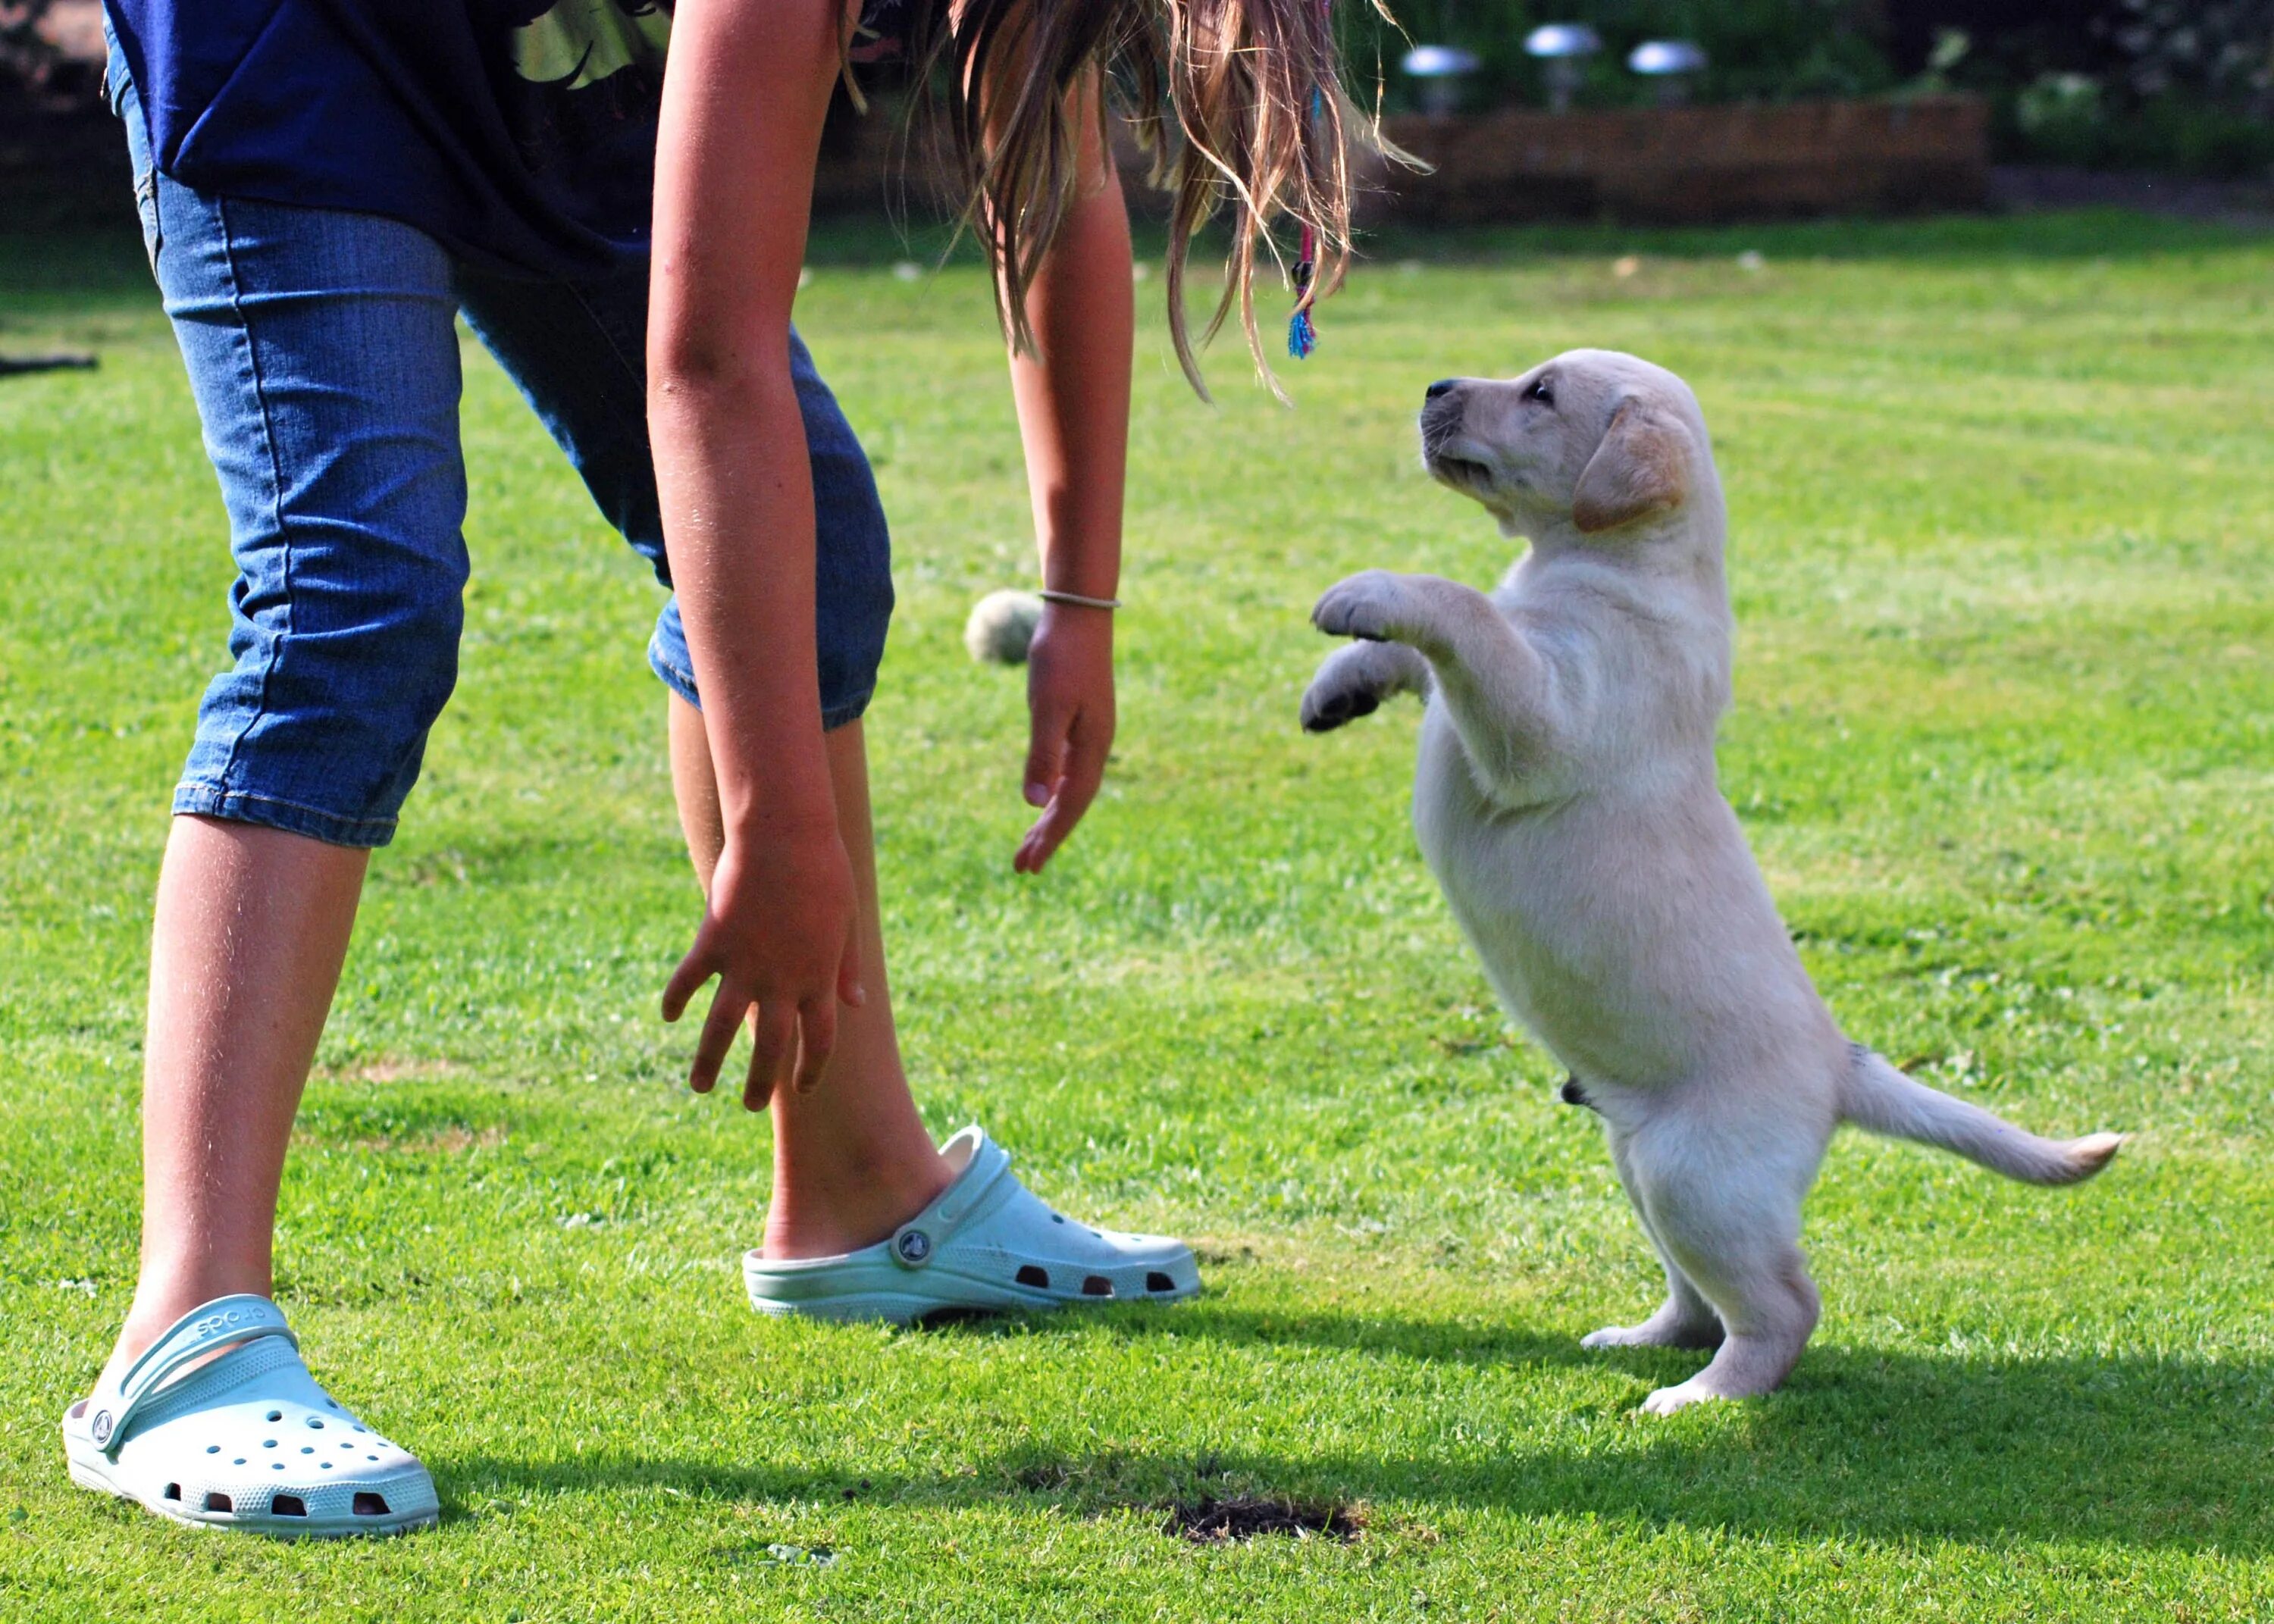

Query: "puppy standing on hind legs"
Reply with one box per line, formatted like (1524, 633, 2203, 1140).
(1301, 349, 2123, 1413)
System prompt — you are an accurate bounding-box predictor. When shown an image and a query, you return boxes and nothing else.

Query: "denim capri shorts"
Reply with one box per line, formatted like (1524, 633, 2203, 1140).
(108, 33, 894, 849)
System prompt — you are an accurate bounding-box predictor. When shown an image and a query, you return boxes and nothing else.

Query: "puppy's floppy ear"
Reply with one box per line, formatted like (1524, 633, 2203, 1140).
(1571, 399, 1690, 534)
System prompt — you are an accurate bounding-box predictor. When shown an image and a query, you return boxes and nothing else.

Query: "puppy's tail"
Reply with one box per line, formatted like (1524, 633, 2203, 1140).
(1837, 1044, 2121, 1186)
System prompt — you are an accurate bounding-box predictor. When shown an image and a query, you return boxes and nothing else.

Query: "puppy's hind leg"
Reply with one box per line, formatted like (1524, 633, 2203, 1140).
(1582, 1129, 1724, 1352)
(1616, 1119, 1823, 1415)
(1301, 640, 1431, 733)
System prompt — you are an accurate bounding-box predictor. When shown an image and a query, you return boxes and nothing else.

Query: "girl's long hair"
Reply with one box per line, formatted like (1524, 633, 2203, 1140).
(901, 0, 1385, 397)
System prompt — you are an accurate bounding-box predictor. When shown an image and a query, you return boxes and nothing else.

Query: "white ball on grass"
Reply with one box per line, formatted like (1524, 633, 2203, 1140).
(964, 589, 1045, 665)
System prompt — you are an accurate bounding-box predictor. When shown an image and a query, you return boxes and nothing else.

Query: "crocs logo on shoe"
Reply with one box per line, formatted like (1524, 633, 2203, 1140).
(892, 1228, 934, 1267)
(90, 1410, 115, 1446)
(193, 1308, 252, 1339)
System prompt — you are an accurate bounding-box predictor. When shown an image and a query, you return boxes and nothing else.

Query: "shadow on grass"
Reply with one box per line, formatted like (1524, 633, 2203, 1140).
(446, 1300, 2271, 1554)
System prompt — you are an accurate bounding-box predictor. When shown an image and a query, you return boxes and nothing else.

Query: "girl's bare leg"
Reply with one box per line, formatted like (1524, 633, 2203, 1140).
(669, 697, 953, 1258)
(98, 817, 368, 1385)
(96, 699, 936, 1393)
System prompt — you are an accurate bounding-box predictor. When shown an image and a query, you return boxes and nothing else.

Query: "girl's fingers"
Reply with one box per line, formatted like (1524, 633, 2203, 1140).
(1024, 701, 1069, 810)
(689, 978, 747, 1094)
(1016, 720, 1106, 874)
(661, 942, 713, 1022)
(837, 929, 866, 1009)
(793, 997, 837, 1095)
(1016, 798, 1074, 873)
(1016, 788, 1082, 872)
(1057, 723, 1108, 824)
(746, 1003, 799, 1112)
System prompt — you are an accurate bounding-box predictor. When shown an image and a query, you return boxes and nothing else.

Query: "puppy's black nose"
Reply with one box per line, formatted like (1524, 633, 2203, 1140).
(1425, 378, 1459, 400)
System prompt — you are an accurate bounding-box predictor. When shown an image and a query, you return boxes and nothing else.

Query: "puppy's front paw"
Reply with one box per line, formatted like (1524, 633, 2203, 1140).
(1301, 647, 1385, 733)
(1300, 682, 1380, 734)
(1311, 570, 1409, 643)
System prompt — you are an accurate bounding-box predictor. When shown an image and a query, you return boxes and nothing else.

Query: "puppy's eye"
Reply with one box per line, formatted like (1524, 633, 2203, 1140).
(1528, 377, 1555, 407)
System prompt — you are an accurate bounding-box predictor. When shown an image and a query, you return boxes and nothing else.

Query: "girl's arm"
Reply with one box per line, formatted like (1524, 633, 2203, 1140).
(1007, 78, 1134, 875)
(647, 0, 858, 1105)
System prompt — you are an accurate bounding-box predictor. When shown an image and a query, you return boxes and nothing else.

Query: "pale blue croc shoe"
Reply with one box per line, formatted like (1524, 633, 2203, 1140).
(62, 1295, 438, 1537)
(745, 1125, 1201, 1323)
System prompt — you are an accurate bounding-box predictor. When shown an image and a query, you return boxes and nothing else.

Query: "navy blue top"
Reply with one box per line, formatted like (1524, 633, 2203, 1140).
(105, 0, 914, 278)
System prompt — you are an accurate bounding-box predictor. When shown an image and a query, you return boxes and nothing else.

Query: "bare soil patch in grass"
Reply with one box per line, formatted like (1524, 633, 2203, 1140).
(1164, 1496, 1365, 1545)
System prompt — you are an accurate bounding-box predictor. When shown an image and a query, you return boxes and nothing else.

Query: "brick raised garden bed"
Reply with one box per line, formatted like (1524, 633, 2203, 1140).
(816, 94, 1991, 229)
(5, 89, 1991, 239)
(1364, 95, 1991, 225)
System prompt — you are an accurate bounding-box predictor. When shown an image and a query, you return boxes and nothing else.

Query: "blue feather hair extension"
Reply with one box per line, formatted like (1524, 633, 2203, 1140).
(1288, 66, 1326, 361)
(1288, 256, 1317, 359)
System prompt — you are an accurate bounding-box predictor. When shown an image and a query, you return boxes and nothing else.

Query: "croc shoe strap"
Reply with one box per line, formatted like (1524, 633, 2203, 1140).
(88, 1294, 297, 1460)
(889, 1130, 1015, 1270)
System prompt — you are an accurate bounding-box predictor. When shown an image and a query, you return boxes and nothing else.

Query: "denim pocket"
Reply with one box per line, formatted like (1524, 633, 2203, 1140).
(103, 17, 160, 272)
(133, 167, 161, 273)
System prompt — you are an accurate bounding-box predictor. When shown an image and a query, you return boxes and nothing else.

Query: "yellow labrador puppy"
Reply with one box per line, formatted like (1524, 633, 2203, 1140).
(1301, 349, 2120, 1413)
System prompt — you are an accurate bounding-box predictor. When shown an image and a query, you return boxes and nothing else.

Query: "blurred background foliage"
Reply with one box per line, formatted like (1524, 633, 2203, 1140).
(1, 0, 2268, 177)
(1340, 0, 1897, 114)
(0, 0, 64, 99)
(1348, 0, 2274, 177)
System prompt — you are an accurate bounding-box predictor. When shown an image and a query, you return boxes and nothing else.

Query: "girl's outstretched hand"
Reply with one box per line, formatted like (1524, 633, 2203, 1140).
(662, 822, 866, 1109)
(1016, 603, 1116, 874)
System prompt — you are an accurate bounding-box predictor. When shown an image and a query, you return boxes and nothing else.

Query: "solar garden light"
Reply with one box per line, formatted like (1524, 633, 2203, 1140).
(1400, 43, 1483, 118)
(1627, 39, 1708, 107)
(1524, 23, 1600, 114)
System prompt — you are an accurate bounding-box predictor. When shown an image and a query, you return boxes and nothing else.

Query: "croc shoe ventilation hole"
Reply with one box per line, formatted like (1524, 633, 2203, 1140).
(1081, 1275, 1113, 1297)
(203, 1492, 232, 1513)
(271, 1494, 306, 1517)
(162, 1483, 180, 1501)
(1147, 1272, 1176, 1293)
(1016, 1266, 1050, 1289)
(353, 1492, 390, 1516)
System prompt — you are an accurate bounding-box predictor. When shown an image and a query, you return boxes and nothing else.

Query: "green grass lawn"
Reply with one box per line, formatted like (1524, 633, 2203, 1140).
(3, 211, 2272, 1620)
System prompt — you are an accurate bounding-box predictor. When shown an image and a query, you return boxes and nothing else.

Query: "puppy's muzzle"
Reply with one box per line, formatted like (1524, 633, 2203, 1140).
(1420, 386, 1495, 499)
(1418, 381, 1471, 468)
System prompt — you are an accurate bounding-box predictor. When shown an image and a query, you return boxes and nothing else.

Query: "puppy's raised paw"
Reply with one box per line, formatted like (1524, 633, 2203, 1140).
(1311, 570, 1408, 643)
(1301, 640, 1430, 734)
(1301, 686, 1379, 734)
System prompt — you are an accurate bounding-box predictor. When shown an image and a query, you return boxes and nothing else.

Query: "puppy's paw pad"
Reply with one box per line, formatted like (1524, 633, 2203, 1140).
(1580, 1325, 1644, 1349)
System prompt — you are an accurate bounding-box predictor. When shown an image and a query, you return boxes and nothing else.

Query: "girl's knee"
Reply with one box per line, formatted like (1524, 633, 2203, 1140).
(183, 546, 469, 846)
